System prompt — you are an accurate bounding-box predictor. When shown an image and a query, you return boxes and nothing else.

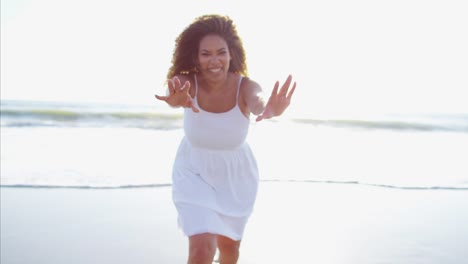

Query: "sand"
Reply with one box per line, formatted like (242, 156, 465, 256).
(1, 182, 468, 264)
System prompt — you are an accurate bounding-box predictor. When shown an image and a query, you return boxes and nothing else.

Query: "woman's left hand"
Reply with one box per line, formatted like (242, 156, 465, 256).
(256, 74, 296, 122)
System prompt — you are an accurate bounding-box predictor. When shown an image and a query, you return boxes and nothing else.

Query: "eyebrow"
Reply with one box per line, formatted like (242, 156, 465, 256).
(200, 47, 227, 53)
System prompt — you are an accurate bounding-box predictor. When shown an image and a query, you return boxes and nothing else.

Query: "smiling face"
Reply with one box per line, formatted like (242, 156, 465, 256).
(197, 34, 231, 81)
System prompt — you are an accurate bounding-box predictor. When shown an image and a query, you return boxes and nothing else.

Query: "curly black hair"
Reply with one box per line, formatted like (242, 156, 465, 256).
(166, 14, 248, 80)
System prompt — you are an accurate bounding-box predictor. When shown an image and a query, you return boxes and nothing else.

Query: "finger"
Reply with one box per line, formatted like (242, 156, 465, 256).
(191, 104, 200, 113)
(173, 76, 181, 90)
(286, 81, 296, 99)
(256, 112, 273, 122)
(182, 81, 191, 92)
(278, 74, 293, 97)
(187, 97, 199, 112)
(256, 107, 273, 122)
(154, 94, 168, 101)
(168, 79, 176, 95)
(270, 81, 279, 96)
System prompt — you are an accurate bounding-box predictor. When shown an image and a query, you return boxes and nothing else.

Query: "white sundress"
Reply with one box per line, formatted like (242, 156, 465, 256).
(172, 74, 259, 241)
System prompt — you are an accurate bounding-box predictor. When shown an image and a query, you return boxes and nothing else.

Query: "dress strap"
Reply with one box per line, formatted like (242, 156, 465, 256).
(194, 74, 199, 98)
(236, 76, 243, 105)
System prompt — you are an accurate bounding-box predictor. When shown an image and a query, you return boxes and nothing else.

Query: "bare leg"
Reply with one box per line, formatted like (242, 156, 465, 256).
(188, 233, 217, 264)
(216, 235, 241, 264)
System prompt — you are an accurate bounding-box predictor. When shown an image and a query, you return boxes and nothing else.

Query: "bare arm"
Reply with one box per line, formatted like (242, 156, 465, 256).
(243, 79, 267, 116)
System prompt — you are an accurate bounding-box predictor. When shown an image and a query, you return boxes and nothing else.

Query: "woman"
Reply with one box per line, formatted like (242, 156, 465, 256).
(155, 14, 296, 264)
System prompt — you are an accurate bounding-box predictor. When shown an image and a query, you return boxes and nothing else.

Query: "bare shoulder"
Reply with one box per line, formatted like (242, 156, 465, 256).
(240, 77, 263, 96)
(239, 76, 265, 116)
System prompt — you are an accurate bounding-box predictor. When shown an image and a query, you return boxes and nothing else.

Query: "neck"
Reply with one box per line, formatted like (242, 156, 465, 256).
(199, 72, 231, 93)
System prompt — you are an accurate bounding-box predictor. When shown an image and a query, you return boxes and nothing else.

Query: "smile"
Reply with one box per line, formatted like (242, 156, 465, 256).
(208, 67, 222, 73)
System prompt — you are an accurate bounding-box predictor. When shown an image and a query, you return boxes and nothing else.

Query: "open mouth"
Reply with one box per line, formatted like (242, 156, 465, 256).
(208, 67, 222, 73)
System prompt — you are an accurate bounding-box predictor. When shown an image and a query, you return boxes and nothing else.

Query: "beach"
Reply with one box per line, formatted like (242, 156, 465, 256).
(2, 182, 468, 264)
(3, 0, 468, 262)
(1, 100, 468, 263)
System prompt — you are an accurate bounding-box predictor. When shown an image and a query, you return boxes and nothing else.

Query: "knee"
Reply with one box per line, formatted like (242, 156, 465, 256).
(189, 245, 216, 264)
(217, 237, 240, 256)
(189, 234, 217, 264)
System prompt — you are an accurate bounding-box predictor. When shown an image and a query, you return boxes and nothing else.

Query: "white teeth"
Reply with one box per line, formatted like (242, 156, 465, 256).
(209, 68, 222, 73)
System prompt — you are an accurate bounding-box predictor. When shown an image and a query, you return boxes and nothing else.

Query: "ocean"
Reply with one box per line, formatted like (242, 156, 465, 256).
(1, 99, 467, 190)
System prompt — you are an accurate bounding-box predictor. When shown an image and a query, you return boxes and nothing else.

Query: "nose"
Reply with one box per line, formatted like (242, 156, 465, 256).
(210, 55, 221, 65)
(209, 55, 220, 64)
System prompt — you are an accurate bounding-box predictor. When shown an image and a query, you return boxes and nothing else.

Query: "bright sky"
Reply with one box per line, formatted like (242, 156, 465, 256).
(2, 0, 467, 116)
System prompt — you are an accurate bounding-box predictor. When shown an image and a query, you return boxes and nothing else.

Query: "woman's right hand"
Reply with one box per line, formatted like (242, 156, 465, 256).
(154, 76, 199, 112)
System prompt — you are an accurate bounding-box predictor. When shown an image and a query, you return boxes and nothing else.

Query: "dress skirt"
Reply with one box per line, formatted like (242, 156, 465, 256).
(172, 137, 259, 241)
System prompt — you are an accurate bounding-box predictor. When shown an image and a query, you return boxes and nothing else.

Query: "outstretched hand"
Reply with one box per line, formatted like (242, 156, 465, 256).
(154, 76, 199, 112)
(256, 74, 296, 122)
